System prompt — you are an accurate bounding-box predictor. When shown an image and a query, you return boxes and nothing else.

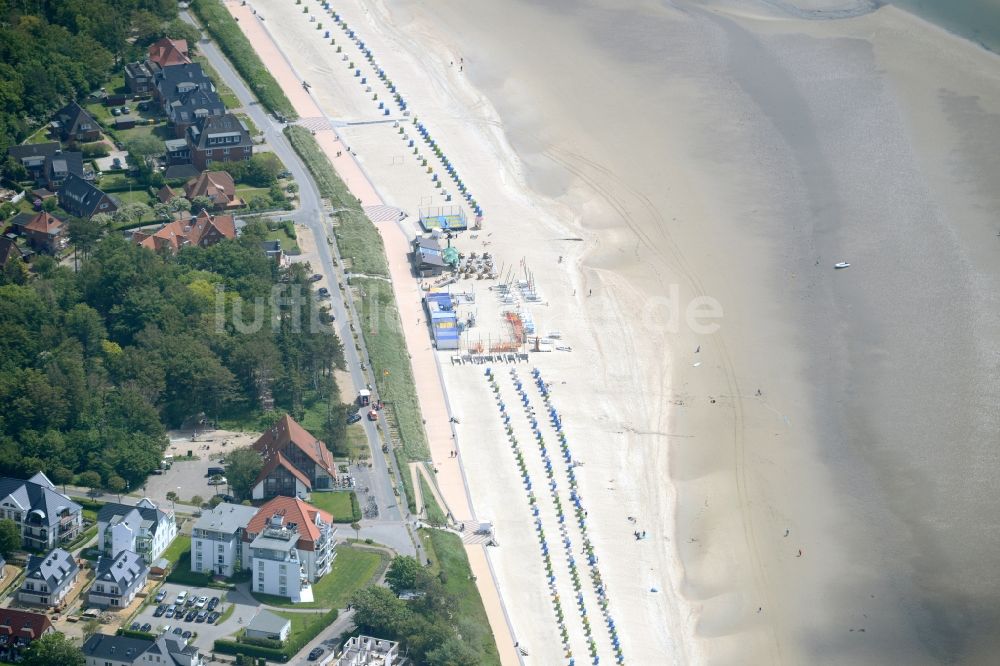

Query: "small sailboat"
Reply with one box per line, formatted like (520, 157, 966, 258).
(834, 262, 851, 269)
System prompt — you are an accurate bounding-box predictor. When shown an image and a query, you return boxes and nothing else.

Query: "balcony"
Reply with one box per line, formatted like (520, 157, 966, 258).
(88, 588, 124, 599)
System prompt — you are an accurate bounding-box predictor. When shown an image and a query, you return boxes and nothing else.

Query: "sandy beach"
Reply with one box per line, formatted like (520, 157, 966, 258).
(234, 0, 1000, 663)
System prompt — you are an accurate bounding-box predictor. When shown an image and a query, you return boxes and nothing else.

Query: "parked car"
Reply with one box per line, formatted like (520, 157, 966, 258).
(206, 466, 225, 477)
(195, 611, 208, 623)
(317, 287, 330, 298)
(195, 596, 208, 609)
(175, 590, 187, 604)
(208, 476, 227, 486)
(207, 597, 219, 610)
(130, 622, 140, 631)
(140, 623, 152, 633)
(120, 106, 130, 115)
(111, 107, 121, 117)
(309, 273, 323, 282)
(112, 157, 122, 169)
(155, 590, 167, 602)
(172, 627, 183, 635)
(164, 608, 175, 619)
(184, 595, 196, 607)
(153, 604, 166, 617)
(347, 412, 362, 424)
(307, 648, 325, 661)
(207, 611, 221, 624)
(185, 610, 197, 622)
(182, 630, 192, 640)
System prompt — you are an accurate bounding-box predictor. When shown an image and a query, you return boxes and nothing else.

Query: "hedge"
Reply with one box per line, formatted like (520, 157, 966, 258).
(117, 629, 156, 641)
(75, 498, 105, 513)
(213, 608, 338, 662)
(189, 0, 297, 120)
(213, 640, 285, 662)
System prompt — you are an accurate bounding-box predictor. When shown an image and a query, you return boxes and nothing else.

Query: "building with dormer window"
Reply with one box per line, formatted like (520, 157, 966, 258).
(97, 499, 176, 563)
(19, 548, 78, 608)
(0, 472, 82, 550)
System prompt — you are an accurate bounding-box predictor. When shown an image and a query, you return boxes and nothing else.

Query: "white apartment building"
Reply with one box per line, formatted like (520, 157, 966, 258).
(97, 498, 176, 563)
(191, 502, 258, 577)
(241, 497, 336, 602)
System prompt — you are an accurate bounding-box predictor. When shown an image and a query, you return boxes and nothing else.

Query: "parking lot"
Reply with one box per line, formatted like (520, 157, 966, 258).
(142, 455, 230, 509)
(128, 581, 252, 651)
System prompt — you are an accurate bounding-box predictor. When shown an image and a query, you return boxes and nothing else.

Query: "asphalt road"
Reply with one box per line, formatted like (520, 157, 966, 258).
(180, 13, 417, 560)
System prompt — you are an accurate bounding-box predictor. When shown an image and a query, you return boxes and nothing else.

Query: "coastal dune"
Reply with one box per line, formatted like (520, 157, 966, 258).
(242, 0, 1000, 663)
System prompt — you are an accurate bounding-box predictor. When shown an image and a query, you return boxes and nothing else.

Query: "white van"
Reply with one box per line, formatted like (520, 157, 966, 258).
(175, 590, 187, 604)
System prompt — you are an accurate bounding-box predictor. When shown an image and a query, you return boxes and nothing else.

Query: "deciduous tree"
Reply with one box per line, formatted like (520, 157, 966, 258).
(22, 632, 84, 666)
(224, 447, 263, 501)
(0, 519, 21, 556)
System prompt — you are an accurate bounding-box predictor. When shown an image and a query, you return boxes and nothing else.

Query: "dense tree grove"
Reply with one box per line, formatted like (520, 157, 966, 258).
(351, 558, 492, 665)
(0, 221, 343, 488)
(0, 0, 194, 152)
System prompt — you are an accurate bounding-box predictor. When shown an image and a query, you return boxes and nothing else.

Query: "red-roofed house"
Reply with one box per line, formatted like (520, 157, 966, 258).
(19, 211, 66, 254)
(156, 185, 177, 204)
(0, 608, 54, 662)
(148, 37, 191, 68)
(251, 415, 338, 500)
(242, 496, 336, 602)
(131, 209, 236, 253)
(184, 171, 243, 209)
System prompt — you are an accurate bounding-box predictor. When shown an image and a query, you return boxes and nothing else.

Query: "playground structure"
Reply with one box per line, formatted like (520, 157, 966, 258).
(419, 205, 469, 232)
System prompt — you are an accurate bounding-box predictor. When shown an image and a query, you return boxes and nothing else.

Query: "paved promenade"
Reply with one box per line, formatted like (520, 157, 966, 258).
(222, 3, 517, 662)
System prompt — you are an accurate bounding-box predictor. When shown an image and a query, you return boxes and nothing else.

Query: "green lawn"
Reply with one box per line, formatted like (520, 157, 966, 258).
(274, 610, 328, 649)
(25, 127, 51, 144)
(345, 422, 370, 461)
(66, 524, 98, 551)
(235, 185, 268, 200)
(235, 112, 258, 137)
(264, 224, 300, 254)
(355, 277, 429, 461)
(251, 544, 385, 609)
(418, 473, 447, 527)
(166, 552, 213, 587)
(84, 101, 116, 126)
(115, 190, 154, 206)
(217, 600, 236, 625)
(115, 122, 171, 143)
(284, 125, 388, 277)
(421, 529, 501, 665)
(96, 173, 130, 190)
(107, 73, 126, 95)
(309, 491, 360, 523)
(192, 55, 242, 110)
(162, 535, 191, 565)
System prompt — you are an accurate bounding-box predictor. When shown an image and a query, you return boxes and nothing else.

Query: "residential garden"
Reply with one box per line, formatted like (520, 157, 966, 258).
(249, 542, 386, 610)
